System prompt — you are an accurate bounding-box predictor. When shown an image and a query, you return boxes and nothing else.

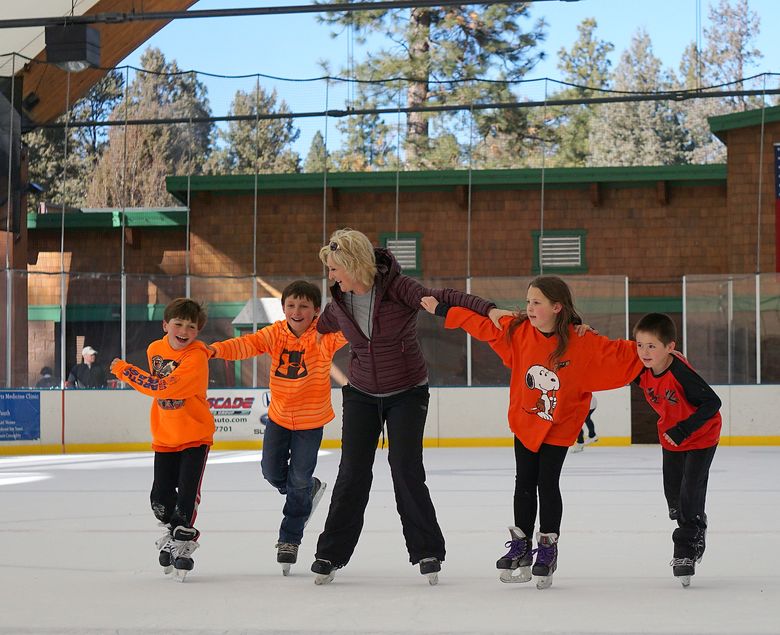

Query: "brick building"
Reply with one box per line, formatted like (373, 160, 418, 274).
(6, 104, 780, 390)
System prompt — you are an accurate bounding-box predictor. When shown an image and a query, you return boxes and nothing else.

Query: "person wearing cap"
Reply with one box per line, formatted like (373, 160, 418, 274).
(67, 345, 107, 388)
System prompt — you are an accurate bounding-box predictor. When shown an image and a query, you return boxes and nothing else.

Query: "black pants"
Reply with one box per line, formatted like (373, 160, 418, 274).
(513, 437, 569, 538)
(662, 444, 717, 529)
(150, 444, 210, 530)
(315, 384, 445, 567)
(577, 408, 597, 444)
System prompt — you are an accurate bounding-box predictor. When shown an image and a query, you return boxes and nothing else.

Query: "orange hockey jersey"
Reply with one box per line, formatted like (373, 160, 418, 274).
(445, 308, 644, 452)
(112, 337, 214, 452)
(211, 319, 347, 430)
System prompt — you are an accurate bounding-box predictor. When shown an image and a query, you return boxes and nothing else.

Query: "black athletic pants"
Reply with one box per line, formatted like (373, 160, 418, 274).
(150, 444, 210, 530)
(315, 384, 445, 567)
(662, 444, 717, 529)
(513, 437, 569, 539)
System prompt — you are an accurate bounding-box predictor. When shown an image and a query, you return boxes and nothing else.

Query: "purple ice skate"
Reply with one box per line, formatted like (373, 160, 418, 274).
(496, 526, 532, 583)
(532, 532, 558, 590)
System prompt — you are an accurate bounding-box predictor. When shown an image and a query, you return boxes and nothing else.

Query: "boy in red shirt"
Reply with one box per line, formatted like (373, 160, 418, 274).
(209, 280, 347, 575)
(634, 313, 721, 587)
(111, 298, 212, 581)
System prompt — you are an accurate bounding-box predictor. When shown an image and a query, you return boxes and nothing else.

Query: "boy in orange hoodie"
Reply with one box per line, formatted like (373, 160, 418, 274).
(209, 280, 347, 575)
(110, 298, 212, 582)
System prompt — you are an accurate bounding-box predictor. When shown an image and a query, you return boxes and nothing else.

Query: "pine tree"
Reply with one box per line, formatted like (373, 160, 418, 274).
(332, 81, 393, 171)
(303, 130, 330, 172)
(589, 30, 688, 167)
(206, 85, 300, 174)
(319, 3, 545, 167)
(85, 48, 213, 207)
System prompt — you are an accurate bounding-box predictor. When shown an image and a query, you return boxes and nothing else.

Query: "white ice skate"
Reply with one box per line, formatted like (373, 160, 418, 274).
(419, 557, 441, 586)
(155, 529, 175, 575)
(171, 526, 200, 582)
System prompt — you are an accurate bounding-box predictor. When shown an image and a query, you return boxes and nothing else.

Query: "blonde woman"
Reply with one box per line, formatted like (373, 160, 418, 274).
(310, 228, 503, 585)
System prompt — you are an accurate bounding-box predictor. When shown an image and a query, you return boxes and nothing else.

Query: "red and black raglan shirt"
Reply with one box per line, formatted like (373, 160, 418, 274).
(635, 354, 722, 451)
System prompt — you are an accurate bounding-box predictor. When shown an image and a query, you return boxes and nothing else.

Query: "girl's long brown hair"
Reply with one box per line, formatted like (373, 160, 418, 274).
(507, 276, 583, 366)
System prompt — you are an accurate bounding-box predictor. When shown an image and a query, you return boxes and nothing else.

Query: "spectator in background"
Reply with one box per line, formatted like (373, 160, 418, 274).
(35, 366, 59, 389)
(67, 346, 107, 388)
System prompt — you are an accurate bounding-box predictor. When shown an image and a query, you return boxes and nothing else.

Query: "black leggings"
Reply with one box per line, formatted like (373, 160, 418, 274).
(513, 437, 569, 538)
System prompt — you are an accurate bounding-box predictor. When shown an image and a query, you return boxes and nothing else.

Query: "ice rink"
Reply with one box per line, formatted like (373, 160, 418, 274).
(1, 444, 778, 635)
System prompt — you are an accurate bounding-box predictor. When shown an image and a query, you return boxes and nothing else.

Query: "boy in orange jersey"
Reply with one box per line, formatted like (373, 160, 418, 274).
(634, 313, 721, 588)
(209, 280, 347, 575)
(110, 298, 212, 582)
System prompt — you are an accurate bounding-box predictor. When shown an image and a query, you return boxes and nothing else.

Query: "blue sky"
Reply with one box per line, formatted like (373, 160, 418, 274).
(120, 0, 780, 152)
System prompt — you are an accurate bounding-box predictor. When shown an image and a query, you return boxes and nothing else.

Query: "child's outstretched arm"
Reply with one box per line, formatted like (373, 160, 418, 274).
(210, 327, 275, 360)
(111, 351, 206, 400)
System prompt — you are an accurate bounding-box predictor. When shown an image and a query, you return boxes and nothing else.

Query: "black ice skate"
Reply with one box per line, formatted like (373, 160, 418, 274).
(155, 526, 175, 575)
(171, 526, 200, 582)
(419, 557, 441, 586)
(532, 532, 558, 590)
(276, 542, 299, 576)
(303, 477, 327, 529)
(311, 558, 339, 585)
(496, 526, 532, 583)
(671, 526, 697, 588)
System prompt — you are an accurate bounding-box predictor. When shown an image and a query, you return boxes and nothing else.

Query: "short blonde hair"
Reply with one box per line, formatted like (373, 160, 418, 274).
(319, 228, 377, 289)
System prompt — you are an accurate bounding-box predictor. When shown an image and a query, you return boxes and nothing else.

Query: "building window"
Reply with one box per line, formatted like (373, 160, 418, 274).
(379, 232, 422, 276)
(532, 230, 587, 274)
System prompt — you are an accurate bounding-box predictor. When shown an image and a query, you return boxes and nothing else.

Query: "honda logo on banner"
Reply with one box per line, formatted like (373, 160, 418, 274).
(775, 144, 780, 271)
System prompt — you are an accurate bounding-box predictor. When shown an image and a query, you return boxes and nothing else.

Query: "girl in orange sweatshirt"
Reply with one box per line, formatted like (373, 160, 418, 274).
(422, 276, 643, 590)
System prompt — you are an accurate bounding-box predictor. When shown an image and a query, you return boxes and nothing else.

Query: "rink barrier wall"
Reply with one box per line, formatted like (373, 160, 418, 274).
(0, 385, 778, 454)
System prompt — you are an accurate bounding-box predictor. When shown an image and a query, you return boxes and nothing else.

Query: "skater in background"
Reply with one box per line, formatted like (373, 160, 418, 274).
(311, 228, 502, 586)
(421, 276, 643, 589)
(633, 313, 721, 587)
(571, 394, 598, 453)
(110, 298, 213, 581)
(67, 345, 107, 388)
(208, 280, 347, 575)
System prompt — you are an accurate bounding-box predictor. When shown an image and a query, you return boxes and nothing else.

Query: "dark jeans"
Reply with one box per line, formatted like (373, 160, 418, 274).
(316, 384, 444, 567)
(150, 444, 209, 530)
(513, 437, 569, 538)
(261, 417, 323, 544)
(662, 444, 717, 528)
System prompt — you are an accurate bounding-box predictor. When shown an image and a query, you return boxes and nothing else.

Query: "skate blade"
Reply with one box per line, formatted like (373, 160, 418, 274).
(314, 572, 335, 585)
(535, 575, 553, 590)
(281, 563, 291, 576)
(678, 575, 691, 587)
(425, 572, 439, 586)
(499, 567, 532, 583)
(175, 569, 190, 583)
(162, 565, 174, 575)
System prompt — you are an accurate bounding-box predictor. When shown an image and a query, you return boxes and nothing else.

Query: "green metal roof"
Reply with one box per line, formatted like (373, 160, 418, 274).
(166, 165, 727, 202)
(27, 208, 188, 230)
(708, 104, 780, 140)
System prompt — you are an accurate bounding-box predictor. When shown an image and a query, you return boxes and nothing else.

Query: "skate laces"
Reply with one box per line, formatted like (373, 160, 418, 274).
(670, 557, 694, 567)
(155, 532, 174, 552)
(503, 538, 529, 560)
(276, 542, 298, 556)
(173, 539, 200, 559)
(532, 542, 557, 566)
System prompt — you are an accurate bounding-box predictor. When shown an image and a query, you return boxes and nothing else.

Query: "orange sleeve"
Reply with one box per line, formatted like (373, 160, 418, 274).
(444, 306, 514, 367)
(211, 325, 276, 361)
(580, 334, 644, 391)
(113, 349, 208, 399)
(320, 330, 348, 359)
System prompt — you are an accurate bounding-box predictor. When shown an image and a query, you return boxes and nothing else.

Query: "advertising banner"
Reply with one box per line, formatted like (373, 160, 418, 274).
(207, 388, 271, 440)
(0, 391, 41, 441)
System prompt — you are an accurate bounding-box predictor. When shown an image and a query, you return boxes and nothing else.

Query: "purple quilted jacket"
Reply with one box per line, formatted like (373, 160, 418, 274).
(317, 248, 495, 394)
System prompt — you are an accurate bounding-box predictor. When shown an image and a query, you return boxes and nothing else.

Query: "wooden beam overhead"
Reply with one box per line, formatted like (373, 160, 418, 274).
(18, 0, 198, 126)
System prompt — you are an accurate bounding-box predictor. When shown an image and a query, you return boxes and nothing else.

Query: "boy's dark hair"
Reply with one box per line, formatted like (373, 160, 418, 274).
(164, 298, 207, 329)
(633, 312, 676, 345)
(281, 280, 321, 308)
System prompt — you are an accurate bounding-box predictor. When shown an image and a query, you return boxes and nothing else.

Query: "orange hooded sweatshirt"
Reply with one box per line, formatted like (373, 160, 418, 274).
(211, 319, 347, 430)
(445, 307, 643, 452)
(112, 337, 214, 452)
